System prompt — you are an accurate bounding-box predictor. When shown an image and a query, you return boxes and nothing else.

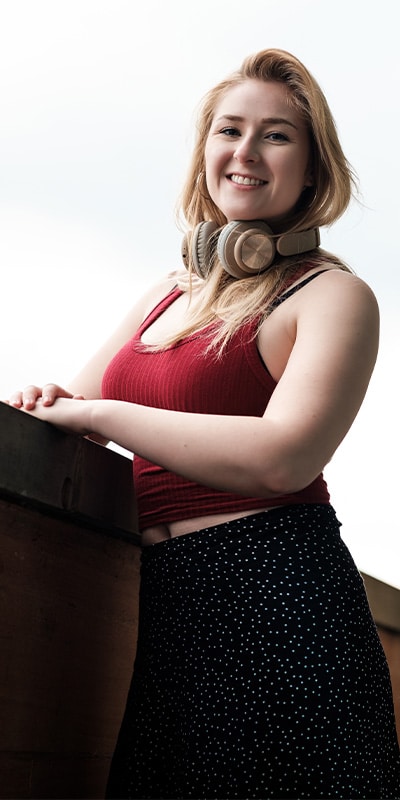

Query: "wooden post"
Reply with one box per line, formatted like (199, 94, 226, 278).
(0, 404, 140, 799)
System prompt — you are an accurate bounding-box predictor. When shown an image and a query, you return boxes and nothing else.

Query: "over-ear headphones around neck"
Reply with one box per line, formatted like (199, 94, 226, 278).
(181, 220, 320, 280)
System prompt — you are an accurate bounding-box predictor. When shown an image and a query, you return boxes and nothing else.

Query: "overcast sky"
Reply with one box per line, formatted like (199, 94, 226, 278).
(0, 0, 399, 587)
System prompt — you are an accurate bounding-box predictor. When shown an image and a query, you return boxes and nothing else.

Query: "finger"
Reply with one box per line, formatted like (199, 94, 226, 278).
(41, 384, 74, 405)
(21, 385, 43, 410)
(7, 391, 24, 408)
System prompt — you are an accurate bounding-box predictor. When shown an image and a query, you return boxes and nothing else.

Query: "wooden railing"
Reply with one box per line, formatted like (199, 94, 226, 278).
(0, 404, 140, 799)
(0, 403, 399, 798)
(360, 571, 400, 743)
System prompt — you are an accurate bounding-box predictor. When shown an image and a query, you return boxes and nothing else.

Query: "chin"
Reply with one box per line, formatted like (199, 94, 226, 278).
(223, 207, 288, 226)
(225, 210, 267, 223)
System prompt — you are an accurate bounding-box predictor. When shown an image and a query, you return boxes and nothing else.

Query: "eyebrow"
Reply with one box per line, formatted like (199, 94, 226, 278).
(214, 114, 298, 130)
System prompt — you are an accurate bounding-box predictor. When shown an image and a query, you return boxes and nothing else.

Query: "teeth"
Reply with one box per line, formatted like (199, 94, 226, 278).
(231, 174, 264, 186)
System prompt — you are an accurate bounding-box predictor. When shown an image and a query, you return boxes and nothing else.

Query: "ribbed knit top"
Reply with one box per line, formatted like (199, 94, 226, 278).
(102, 278, 330, 529)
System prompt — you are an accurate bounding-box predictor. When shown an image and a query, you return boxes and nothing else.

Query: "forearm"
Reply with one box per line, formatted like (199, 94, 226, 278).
(89, 399, 314, 498)
(13, 395, 330, 496)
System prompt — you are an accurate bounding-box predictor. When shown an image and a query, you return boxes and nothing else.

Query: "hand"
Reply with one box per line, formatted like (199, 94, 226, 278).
(18, 396, 93, 437)
(7, 383, 84, 410)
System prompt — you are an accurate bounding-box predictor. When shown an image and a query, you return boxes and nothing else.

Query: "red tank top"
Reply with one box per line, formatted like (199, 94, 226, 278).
(102, 277, 330, 529)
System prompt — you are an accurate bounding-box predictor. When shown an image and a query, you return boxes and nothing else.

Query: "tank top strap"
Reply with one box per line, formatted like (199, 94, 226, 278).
(137, 286, 182, 336)
(137, 272, 329, 338)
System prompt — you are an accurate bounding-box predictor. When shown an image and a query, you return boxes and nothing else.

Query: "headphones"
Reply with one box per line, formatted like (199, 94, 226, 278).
(181, 220, 320, 280)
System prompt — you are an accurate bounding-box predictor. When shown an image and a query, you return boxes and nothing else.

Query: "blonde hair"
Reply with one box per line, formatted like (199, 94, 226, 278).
(159, 49, 356, 351)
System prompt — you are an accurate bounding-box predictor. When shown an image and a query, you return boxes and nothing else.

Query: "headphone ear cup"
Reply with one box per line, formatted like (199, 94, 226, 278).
(183, 221, 321, 281)
(217, 220, 276, 279)
(181, 234, 190, 270)
(190, 221, 219, 279)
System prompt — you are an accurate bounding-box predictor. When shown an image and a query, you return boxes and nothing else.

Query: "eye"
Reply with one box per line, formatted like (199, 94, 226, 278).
(219, 126, 241, 137)
(265, 131, 290, 142)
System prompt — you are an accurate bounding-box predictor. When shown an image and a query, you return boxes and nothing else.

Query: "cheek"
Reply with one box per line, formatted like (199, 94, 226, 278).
(204, 137, 215, 172)
(204, 148, 214, 186)
(204, 148, 218, 180)
(282, 155, 310, 191)
(204, 174, 220, 211)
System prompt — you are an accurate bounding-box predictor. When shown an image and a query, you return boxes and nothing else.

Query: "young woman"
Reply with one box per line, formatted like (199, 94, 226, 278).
(8, 49, 400, 798)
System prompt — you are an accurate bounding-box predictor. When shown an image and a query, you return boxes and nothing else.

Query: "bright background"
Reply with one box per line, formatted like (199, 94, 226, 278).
(0, 0, 398, 587)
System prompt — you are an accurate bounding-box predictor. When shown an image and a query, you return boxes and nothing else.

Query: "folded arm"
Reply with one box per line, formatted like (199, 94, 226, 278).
(12, 271, 379, 498)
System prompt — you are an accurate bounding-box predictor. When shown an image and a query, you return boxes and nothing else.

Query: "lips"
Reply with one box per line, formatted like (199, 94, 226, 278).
(229, 174, 267, 186)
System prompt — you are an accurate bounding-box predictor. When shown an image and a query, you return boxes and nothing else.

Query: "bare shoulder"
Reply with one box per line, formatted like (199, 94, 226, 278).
(99, 273, 179, 343)
(301, 266, 377, 298)
(259, 267, 379, 383)
(136, 273, 181, 320)
(270, 266, 380, 344)
(294, 267, 379, 324)
(292, 268, 380, 374)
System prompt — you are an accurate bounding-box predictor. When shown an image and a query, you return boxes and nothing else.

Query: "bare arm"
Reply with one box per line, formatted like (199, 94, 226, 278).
(17, 271, 379, 498)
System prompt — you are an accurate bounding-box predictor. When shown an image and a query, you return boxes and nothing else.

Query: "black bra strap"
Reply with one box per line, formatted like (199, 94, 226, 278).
(268, 270, 330, 313)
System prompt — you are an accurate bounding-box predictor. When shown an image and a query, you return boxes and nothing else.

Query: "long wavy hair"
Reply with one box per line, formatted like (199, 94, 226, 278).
(156, 48, 357, 352)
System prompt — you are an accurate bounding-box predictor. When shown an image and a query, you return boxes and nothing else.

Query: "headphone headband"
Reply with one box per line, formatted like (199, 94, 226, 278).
(276, 228, 320, 257)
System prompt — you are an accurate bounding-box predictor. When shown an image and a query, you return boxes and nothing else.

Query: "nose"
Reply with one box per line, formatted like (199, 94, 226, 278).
(234, 135, 260, 163)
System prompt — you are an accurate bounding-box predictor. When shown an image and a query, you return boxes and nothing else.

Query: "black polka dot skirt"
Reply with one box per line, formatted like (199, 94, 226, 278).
(106, 504, 400, 799)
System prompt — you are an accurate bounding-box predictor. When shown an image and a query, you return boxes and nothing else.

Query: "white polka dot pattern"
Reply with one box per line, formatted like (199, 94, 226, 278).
(106, 504, 400, 799)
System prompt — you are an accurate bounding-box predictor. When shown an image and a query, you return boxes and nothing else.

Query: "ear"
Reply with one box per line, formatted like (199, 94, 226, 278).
(303, 168, 314, 188)
(303, 159, 314, 188)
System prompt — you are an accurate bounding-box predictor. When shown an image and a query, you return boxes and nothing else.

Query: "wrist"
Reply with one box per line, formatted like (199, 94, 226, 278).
(87, 399, 101, 437)
(88, 398, 115, 441)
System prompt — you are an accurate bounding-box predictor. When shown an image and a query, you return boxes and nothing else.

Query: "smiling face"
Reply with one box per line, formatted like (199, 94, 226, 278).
(204, 79, 313, 227)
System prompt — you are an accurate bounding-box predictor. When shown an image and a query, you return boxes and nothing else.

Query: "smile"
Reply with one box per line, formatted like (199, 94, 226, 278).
(229, 174, 266, 186)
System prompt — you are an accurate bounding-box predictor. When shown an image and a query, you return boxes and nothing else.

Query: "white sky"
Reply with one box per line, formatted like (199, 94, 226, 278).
(0, 0, 399, 587)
